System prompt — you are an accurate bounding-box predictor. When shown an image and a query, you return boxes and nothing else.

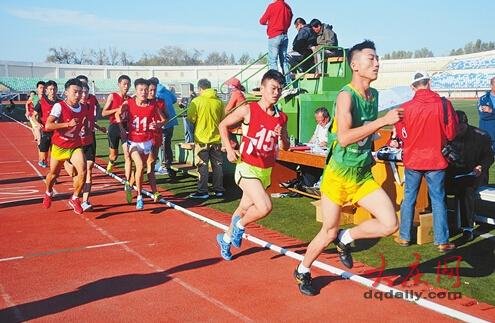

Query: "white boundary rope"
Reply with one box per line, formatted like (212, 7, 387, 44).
(3, 111, 490, 323)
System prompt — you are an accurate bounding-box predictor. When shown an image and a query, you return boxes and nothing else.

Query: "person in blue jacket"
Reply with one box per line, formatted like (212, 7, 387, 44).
(478, 77, 495, 153)
(150, 77, 179, 178)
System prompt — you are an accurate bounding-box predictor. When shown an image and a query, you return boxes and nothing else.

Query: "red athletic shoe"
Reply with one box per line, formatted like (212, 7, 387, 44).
(42, 193, 52, 209)
(68, 197, 83, 215)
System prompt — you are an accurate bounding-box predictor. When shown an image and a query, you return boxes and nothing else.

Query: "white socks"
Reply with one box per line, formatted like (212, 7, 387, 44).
(222, 233, 231, 243)
(235, 219, 245, 230)
(297, 263, 310, 274)
(338, 229, 354, 245)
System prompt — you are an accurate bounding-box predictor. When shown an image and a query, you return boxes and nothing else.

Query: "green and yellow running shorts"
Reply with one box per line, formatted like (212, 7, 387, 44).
(234, 161, 272, 189)
(320, 159, 380, 206)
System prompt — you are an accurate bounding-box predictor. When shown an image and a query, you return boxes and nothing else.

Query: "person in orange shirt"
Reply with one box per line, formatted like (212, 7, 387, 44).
(224, 78, 247, 150)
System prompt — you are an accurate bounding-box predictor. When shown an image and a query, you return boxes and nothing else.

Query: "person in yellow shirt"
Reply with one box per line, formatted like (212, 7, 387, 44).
(187, 79, 225, 199)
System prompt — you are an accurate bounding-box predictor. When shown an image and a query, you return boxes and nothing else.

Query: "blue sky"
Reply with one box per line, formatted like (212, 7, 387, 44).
(1, 0, 493, 63)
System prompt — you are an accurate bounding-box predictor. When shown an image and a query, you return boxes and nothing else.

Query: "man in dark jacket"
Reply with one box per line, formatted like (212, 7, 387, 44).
(478, 77, 495, 153)
(309, 18, 339, 74)
(445, 110, 494, 241)
(396, 71, 458, 252)
(287, 17, 317, 73)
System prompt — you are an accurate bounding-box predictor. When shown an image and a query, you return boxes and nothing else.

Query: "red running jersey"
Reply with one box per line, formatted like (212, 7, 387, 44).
(108, 92, 127, 124)
(240, 102, 287, 168)
(126, 97, 158, 143)
(80, 99, 97, 146)
(51, 101, 85, 149)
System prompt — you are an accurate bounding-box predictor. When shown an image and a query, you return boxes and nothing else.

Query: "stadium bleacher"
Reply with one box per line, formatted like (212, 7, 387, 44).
(1, 50, 495, 95)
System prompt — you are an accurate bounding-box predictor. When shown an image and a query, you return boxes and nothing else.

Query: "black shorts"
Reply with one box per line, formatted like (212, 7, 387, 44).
(83, 140, 96, 162)
(38, 131, 52, 152)
(107, 123, 121, 149)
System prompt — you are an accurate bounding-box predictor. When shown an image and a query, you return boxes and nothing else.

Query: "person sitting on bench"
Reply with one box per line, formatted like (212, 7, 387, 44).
(280, 107, 331, 194)
(445, 110, 494, 241)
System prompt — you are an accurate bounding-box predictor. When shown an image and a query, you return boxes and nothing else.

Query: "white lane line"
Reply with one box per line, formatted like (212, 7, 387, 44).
(0, 172, 26, 176)
(93, 163, 490, 323)
(0, 241, 131, 263)
(79, 214, 253, 322)
(0, 196, 41, 205)
(85, 241, 129, 249)
(0, 127, 58, 196)
(0, 256, 24, 262)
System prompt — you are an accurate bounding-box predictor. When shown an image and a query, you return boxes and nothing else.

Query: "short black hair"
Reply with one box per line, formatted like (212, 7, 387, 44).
(45, 80, 58, 88)
(76, 75, 89, 82)
(36, 81, 46, 88)
(29, 90, 36, 95)
(64, 78, 83, 90)
(347, 40, 376, 66)
(134, 78, 150, 88)
(261, 69, 285, 86)
(309, 19, 322, 28)
(314, 107, 329, 119)
(197, 78, 211, 90)
(118, 74, 131, 84)
(149, 77, 159, 86)
(81, 83, 90, 91)
(294, 17, 306, 25)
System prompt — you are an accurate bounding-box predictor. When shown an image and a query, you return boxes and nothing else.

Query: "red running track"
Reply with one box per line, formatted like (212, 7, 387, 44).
(0, 117, 492, 322)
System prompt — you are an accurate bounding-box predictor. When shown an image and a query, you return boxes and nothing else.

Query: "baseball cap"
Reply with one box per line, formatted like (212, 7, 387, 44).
(224, 77, 241, 89)
(411, 71, 430, 85)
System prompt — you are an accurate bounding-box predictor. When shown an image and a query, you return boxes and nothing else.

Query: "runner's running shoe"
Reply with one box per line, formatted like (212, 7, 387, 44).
(216, 233, 232, 260)
(42, 192, 52, 209)
(81, 201, 93, 211)
(136, 198, 144, 210)
(68, 198, 83, 215)
(106, 161, 113, 172)
(293, 268, 317, 296)
(152, 192, 161, 203)
(335, 229, 353, 269)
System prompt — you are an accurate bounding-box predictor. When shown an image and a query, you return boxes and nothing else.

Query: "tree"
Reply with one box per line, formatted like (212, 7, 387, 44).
(237, 53, 251, 65)
(450, 39, 495, 56)
(46, 47, 78, 64)
(414, 48, 434, 58)
(382, 50, 413, 60)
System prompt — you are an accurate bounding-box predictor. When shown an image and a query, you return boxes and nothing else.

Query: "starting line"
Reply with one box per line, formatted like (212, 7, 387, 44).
(3, 112, 490, 323)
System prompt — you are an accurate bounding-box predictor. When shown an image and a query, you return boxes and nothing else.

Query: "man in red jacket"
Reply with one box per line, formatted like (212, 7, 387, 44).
(259, 0, 293, 84)
(395, 71, 458, 252)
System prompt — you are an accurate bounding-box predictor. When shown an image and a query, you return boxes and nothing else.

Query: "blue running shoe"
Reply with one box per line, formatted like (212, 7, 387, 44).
(136, 198, 144, 210)
(216, 233, 232, 261)
(231, 215, 245, 248)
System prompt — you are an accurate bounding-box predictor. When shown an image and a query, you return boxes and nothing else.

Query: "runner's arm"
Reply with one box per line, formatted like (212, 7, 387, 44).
(219, 103, 249, 159)
(336, 91, 402, 147)
(101, 94, 115, 117)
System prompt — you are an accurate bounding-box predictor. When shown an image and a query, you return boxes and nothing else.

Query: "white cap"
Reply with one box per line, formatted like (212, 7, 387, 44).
(411, 71, 430, 85)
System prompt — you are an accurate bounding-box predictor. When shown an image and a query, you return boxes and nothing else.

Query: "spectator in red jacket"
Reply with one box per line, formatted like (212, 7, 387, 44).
(396, 71, 458, 252)
(259, 0, 293, 84)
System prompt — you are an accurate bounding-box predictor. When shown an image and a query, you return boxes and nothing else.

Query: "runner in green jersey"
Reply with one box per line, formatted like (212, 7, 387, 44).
(294, 40, 404, 296)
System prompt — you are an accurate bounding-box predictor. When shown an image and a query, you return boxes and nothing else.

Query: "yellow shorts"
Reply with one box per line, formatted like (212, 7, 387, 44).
(320, 161, 380, 206)
(51, 145, 81, 161)
(234, 162, 272, 189)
